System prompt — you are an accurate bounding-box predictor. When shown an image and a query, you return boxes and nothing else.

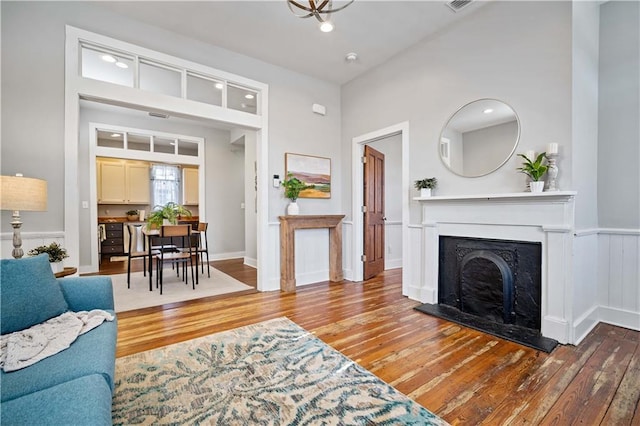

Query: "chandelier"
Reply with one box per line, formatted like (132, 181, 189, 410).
(287, 0, 355, 32)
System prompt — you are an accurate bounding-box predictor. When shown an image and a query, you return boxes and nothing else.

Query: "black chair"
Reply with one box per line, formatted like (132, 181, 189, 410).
(126, 225, 158, 289)
(155, 225, 195, 295)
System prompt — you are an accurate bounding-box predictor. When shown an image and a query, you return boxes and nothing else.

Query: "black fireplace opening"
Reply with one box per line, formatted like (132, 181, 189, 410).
(415, 236, 558, 352)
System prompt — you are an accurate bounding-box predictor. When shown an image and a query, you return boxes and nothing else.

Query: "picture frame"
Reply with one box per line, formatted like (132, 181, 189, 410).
(285, 152, 331, 199)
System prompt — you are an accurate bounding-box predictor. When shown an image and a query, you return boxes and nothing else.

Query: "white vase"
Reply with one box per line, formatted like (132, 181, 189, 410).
(50, 262, 63, 274)
(529, 181, 545, 193)
(420, 188, 432, 197)
(287, 201, 299, 215)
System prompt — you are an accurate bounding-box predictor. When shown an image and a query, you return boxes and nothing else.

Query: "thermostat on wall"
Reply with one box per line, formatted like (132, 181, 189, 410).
(312, 103, 326, 116)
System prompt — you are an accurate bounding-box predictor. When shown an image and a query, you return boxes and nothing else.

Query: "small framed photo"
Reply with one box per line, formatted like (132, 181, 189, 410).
(285, 153, 331, 198)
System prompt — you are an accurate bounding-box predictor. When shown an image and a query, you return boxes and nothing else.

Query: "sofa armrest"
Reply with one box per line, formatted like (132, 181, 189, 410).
(58, 276, 114, 312)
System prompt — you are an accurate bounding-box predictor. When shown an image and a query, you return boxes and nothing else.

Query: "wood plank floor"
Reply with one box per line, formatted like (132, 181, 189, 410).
(114, 263, 640, 425)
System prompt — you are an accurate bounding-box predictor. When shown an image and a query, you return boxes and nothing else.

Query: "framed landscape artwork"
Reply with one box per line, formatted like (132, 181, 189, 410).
(285, 153, 331, 198)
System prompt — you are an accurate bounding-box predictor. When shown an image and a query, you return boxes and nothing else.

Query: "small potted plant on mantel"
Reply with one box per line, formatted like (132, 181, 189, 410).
(28, 242, 69, 274)
(414, 177, 438, 197)
(126, 209, 139, 221)
(517, 153, 548, 193)
(281, 173, 314, 215)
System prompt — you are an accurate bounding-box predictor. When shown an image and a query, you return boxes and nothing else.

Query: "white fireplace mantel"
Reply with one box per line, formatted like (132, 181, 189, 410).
(411, 191, 578, 344)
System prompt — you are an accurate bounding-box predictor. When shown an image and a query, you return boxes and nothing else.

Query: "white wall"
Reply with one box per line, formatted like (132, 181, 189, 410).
(598, 0, 640, 229)
(572, 1, 600, 231)
(341, 1, 572, 226)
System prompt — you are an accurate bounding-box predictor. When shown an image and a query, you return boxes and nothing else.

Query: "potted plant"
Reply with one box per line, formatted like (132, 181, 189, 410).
(28, 242, 69, 273)
(517, 153, 548, 193)
(126, 209, 139, 221)
(281, 173, 314, 215)
(414, 177, 438, 197)
(146, 202, 192, 229)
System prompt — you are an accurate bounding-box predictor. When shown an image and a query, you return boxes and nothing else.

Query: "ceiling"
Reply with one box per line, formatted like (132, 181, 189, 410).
(95, 1, 486, 85)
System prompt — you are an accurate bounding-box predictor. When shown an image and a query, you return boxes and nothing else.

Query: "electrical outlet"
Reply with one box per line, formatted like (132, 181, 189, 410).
(81, 201, 89, 209)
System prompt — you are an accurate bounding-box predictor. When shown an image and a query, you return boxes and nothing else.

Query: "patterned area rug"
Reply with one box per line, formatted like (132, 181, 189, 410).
(112, 317, 448, 425)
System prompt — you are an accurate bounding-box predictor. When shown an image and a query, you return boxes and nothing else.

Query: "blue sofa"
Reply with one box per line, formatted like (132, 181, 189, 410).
(1, 254, 117, 425)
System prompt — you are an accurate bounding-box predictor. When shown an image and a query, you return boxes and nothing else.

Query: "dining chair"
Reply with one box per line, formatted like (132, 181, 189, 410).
(126, 225, 159, 288)
(155, 225, 195, 295)
(194, 222, 210, 278)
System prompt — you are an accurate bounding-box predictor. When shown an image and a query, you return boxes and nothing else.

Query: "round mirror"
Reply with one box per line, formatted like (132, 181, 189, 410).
(439, 99, 520, 177)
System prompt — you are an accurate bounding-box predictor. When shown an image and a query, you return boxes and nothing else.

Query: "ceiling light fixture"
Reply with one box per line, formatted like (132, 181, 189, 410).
(287, 0, 354, 32)
(245, 94, 255, 100)
(115, 61, 129, 69)
(214, 82, 224, 90)
(111, 133, 121, 138)
(483, 108, 494, 114)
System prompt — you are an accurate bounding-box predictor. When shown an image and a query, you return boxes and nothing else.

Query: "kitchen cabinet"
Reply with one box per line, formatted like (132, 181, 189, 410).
(97, 158, 150, 204)
(183, 167, 199, 205)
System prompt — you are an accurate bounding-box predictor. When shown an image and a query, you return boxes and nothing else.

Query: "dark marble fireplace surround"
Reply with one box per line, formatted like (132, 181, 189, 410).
(415, 236, 558, 352)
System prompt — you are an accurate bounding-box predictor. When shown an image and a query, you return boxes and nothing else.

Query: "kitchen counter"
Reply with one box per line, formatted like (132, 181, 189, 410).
(98, 216, 199, 224)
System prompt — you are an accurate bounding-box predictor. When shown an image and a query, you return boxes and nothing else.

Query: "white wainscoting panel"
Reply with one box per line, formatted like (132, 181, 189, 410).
(343, 221, 353, 281)
(385, 221, 403, 270)
(572, 230, 600, 343)
(265, 222, 281, 292)
(598, 229, 640, 331)
(407, 225, 425, 300)
(1, 232, 65, 260)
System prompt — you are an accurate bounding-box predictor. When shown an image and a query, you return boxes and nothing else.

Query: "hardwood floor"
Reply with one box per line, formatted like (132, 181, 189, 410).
(115, 266, 640, 425)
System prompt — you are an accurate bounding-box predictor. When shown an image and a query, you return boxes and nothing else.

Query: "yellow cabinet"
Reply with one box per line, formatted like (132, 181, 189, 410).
(182, 167, 199, 205)
(97, 158, 150, 204)
(126, 163, 150, 204)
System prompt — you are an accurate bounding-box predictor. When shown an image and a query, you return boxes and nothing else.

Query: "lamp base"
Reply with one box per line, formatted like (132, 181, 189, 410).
(11, 211, 24, 259)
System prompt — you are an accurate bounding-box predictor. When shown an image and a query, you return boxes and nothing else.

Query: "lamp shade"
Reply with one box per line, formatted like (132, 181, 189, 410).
(0, 175, 48, 211)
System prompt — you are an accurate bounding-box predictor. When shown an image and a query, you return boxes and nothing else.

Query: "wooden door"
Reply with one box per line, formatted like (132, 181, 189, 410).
(363, 145, 385, 280)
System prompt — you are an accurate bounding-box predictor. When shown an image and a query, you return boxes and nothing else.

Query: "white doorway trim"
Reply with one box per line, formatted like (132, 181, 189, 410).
(351, 122, 410, 293)
(64, 26, 269, 291)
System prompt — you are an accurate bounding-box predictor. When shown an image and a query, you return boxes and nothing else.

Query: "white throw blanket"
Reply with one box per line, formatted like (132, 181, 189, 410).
(0, 310, 114, 372)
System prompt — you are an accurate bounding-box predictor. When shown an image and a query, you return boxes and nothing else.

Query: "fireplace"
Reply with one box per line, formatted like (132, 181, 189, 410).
(415, 233, 560, 351)
(411, 191, 578, 346)
(438, 236, 542, 331)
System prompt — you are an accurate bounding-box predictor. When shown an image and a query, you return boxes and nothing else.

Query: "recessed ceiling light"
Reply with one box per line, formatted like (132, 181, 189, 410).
(111, 133, 121, 138)
(319, 21, 334, 32)
(115, 61, 129, 69)
(101, 54, 116, 63)
(245, 94, 255, 100)
(483, 108, 494, 114)
(214, 82, 224, 90)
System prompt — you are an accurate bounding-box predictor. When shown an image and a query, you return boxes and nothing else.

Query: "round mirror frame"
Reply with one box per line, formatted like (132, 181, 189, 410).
(439, 98, 521, 178)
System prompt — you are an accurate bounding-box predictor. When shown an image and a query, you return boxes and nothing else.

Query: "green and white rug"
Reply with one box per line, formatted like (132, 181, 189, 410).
(112, 317, 448, 425)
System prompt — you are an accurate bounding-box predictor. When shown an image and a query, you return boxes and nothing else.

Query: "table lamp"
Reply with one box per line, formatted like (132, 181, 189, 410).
(1, 174, 48, 258)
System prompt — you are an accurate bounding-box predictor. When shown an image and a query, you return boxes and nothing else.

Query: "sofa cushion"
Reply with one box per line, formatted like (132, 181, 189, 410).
(1, 254, 69, 334)
(1, 310, 117, 402)
(1, 374, 113, 426)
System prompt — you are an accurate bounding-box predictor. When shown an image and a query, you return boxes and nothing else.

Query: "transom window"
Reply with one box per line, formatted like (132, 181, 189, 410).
(80, 42, 259, 115)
